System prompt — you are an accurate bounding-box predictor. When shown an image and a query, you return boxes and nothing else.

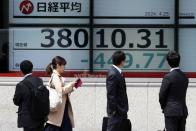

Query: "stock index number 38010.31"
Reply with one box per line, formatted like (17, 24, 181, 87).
(40, 28, 168, 49)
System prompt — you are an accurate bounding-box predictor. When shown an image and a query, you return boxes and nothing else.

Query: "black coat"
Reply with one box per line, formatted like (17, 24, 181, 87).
(13, 75, 45, 128)
(159, 69, 189, 117)
(106, 66, 129, 119)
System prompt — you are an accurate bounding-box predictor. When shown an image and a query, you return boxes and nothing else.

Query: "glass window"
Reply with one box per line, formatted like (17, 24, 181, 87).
(179, 0, 196, 73)
(6, 0, 196, 76)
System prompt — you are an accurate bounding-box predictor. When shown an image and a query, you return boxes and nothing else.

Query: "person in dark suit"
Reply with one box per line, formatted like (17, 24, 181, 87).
(106, 50, 129, 131)
(13, 60, 45, 131)
(159, 50, 189, 131)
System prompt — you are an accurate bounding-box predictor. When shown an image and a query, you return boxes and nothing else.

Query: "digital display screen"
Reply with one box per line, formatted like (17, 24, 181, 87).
(9, 0, 177, 73)
(93, 28, 174, 71)
(9, 28, 89, 70)
(94, 0, 174, 24)
(179, 29, 196, 72)
(9, 0, 89, 24)
(10, 0, 175, 25)
(9, 28, 174, 72)
(179, 0, 196, 24)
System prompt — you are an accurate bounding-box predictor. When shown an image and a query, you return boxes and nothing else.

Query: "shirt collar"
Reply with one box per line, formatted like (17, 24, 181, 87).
(23, 73, 32, 80)
(112, 65, 122, 74)
(170, 67, 180, 72)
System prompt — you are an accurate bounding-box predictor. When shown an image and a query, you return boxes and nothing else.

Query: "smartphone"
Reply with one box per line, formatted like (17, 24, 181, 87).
(75, 78, 82, 88)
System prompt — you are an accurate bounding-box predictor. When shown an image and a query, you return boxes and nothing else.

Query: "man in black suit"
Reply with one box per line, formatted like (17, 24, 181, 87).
(13, 60, 45, 131)
(159, 51, 189, 131)
(106, 50, 129, 131)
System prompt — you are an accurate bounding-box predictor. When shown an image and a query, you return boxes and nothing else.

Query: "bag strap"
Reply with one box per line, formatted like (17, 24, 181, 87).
(49, 75, 55, 89)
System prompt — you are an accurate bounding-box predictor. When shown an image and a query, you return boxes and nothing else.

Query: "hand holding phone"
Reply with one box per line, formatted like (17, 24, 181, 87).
(74, 78, 82, 88)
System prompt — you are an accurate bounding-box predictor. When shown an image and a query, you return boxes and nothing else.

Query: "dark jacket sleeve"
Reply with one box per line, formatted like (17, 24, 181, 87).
(107, 74, 118, 113)
(159, 76, 170, 110)
(13, 83, 23, 106)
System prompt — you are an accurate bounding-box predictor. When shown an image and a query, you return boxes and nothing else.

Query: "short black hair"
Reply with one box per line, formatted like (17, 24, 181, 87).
(112, 50, 126, 66)
(20, 60, 33, 75)
(167, 50, 180, 68)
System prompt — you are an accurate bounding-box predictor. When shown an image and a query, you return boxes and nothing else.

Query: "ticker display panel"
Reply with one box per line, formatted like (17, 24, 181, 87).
(8, 0, 178, 73)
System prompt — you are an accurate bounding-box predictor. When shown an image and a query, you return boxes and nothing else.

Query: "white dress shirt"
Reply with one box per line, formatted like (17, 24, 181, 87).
(112, 65, 122, 74)
(170, 67, 180, 72)
(22, 73, 32, 80)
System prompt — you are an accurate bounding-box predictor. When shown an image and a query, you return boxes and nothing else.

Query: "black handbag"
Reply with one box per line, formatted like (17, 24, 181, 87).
(102, 116, 132, 131)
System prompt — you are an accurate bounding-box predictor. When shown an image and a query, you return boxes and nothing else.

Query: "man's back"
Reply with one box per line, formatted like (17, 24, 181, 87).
(159, 50, 188, 131)
(13, 60, 46, 131)
(159, 69, 189, 117)
(13, 75, 45, 128)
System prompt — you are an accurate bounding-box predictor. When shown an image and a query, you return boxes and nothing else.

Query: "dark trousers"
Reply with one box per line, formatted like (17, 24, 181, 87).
(24, 125, 44, 131)
(165, 116, 186, 131)
(44, 101, 72, 131)
(107, 121, 121, 131)
(106, 115, 123, 131)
